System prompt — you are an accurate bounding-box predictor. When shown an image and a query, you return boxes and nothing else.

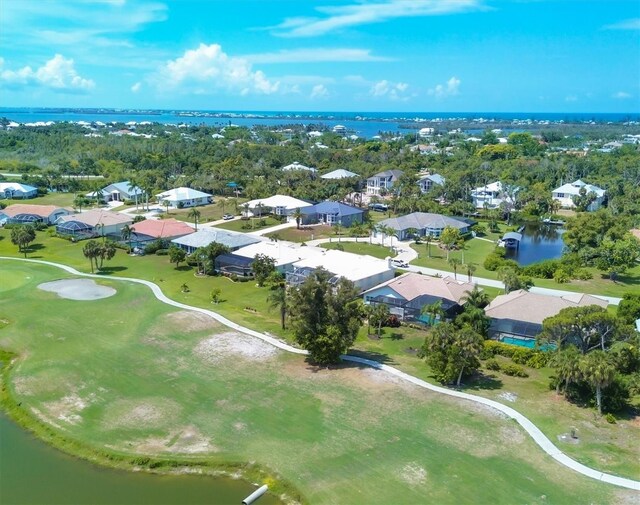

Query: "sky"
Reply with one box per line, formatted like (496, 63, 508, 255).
(0, 0, 639, 113)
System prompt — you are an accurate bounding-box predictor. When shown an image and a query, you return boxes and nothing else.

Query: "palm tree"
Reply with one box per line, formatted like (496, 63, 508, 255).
(121, 224, 133, 252)
(456, 307, 490, 337)
(267, 284, 288, 330)
(163, 199, 171, 215)
(365, 220, 377, 244)
(465, 262, 477, 283)
(580, 350, 616, 415)
(188, 208, 201, 231)
(421, 300, 445, 326)
(550, 346, 581, 394)
(95, 223, 105, 242)
(351, 223, 364, 242)
(292, 207, 303, 229)
(448, 257, 462, 280)
(242, 202, 250, 218)
(454, 327, 484, 387)
(333, 222, 343, 242)
(425, 233, 433, 258)
(128, 176, 141, 211)
(405, 228, 419, 243)
(461, 285, 489, 309)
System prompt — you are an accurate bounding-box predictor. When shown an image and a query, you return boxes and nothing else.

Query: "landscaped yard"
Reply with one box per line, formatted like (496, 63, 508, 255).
(170, 197, 248, 224)
(214, 216, 281, 232)
(265, 225, 333, 243)
(6, 192, 78, 209)
(323, 240, 395, 259)
(0, 261, 631, 505)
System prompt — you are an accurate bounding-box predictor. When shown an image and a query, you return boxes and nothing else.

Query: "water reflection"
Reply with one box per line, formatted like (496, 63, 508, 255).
(505, 223, 565, 266)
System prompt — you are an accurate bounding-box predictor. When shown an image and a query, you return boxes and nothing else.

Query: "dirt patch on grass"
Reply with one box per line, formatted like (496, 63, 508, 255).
(398, 463, 428, 485)
(43, 393, 94, 425)
(12, 371, 82, 397)
(102, 398, 182, 430)
(38, 279, 116, 300)
(194, 332, 278, 364)
(151, 310, 219, 336)
(126, 426, 218, 455)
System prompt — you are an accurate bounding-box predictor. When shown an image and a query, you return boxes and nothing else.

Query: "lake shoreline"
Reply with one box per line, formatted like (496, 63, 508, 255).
(0, 349, 303, 505)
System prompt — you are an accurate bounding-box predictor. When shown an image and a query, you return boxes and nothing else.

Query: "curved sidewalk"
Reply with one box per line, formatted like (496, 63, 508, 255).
(2, 256, 638, 491)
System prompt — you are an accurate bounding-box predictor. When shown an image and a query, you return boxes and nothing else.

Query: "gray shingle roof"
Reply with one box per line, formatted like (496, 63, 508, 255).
(380, 213, 469, 231)
(172, 228, 261, 250)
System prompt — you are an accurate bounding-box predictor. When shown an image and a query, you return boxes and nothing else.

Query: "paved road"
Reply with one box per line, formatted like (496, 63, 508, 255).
(3, 256, 638, 491)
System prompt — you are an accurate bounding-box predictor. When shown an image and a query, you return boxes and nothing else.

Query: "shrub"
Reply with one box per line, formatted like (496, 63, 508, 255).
(573, 268, 593, 280)
(484, 253, 504, 271)
(525, 352, 550, 369)
(511, 347, 535, 365)
(385, 314, 401, 328)
(553, 268, 570, 284)
(144, 239, 169, 254)
(523, 259, 561, 279)
(605, 413, 617, 424)
(485, 359, 501, 371)
(155, 249, 169, 256)
(501, 364, 529, 377)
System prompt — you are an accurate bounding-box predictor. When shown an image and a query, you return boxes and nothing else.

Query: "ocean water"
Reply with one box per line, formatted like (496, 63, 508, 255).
(1, 108, 638, 139)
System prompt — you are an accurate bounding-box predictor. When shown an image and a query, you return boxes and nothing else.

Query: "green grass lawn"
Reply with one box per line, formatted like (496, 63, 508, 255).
(0, 261, 628, 505)
(214, 216, 281, 232)
(0, 229, 637, 483)
(411, 237, 498, 280)
(5, 192, 78, 208)
(170, 198, 248, 224)
(323, 240, 395, 259)
(265, 225, 333, 243)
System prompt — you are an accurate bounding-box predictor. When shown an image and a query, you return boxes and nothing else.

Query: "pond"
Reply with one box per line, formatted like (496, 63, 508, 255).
(0, 413, 281, 505)
(504, 223, 565, 266)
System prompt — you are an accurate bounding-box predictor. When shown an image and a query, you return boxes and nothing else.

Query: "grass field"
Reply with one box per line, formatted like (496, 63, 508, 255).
(323, 240, 395, 259)
(265, 225, 333, 243)
(169, 198, 248, 224)
(214, 216, 281, 232)
(0, 261, 632, 504)
(0, 229, 638, 483)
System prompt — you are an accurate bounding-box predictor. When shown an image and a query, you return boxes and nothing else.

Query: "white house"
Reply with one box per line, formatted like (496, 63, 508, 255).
(417, 173, 445, 194)
(320, 169, 358, 180)
(87, 181, 144, 203)
(551, 179, 606, 211)
(156, 187, 212, 208)
(281, 162, 317, 173)
(0, 182, 38, 199)
(245, 194, 313, 219)
(366, 170, 404, 195)
(471, 181, 518, 209)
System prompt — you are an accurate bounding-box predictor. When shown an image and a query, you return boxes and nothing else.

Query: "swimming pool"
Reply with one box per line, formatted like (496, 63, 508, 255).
(499, 336, 555, 351)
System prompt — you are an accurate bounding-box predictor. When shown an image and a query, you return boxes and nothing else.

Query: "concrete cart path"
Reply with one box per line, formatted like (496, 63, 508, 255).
(2, 256, 637, 491)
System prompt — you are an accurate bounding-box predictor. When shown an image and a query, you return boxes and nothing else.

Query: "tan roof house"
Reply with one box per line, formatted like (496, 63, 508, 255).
(362, 272, 477, 324)
(56, 209, 132, 237)
(484, 289, 608, 341)
(0, 204, 72, 225)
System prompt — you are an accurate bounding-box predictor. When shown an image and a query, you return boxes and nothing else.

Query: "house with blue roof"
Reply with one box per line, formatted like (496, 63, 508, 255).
(301, 200, 365, 227)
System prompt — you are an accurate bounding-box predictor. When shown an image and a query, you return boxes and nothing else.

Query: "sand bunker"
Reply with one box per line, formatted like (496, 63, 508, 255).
(38, 279, 116, 300)
(194, 332, 278, 364)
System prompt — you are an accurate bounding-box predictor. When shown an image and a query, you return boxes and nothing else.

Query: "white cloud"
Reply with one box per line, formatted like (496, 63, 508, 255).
(154, 44, 279, 95)
(245, 48, 390, 64)
(369, 79, 411, 101)
(0, 54, 95, 92)
(428, 76, 460, 99)
(131, 81, 142, 93)
(565, 95, 578, 102)
(310, 84, 329, 99)
(603, 18, 640, 30)
(270, 0, 484, 37)
(612, 91, 632, 99)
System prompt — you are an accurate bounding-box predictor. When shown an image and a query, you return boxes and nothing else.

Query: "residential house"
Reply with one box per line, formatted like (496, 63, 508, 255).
(366, 170, 404, 196)
(245, 194, 313, 219)
(171, 227, 261, 254)
(156, 187, 212, 208)
(56, 209, 132, 238)
(377, 212, 472, 241)
(320, 169, 358, 180)
(301, 201, 365, 227)
(0, 182, 38, 199)
(0, 204, 72, 225)
(362, 272, 476, 324)
(87, 181, 144, 203)
(471, 181, 518, 209)
(281, 162, 317, 173)
(130, 218, 194, 245)
(484, 290, 608, 342)
(417, 173, 445, 194)
(551, 179, 606, 211)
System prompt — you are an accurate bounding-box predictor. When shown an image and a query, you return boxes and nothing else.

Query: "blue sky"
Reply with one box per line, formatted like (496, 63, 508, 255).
(0, 0, 638, 112)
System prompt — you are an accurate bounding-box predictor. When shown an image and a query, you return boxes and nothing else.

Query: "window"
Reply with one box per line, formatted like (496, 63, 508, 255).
(555, 193, 564, 198)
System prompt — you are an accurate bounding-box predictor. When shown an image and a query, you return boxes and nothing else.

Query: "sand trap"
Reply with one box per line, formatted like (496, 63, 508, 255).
(38, 279, 116, 300)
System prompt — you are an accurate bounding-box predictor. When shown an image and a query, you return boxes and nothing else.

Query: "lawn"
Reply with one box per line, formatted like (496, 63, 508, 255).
(0, 229, 638, 483)
(214, 216, 281, 232)
(5, 192, 78, 208)
(0, 261, 627, 505)
(323, 240, 395, 259)
(265, 225, 333, 243)
(170, 197, 248, 224)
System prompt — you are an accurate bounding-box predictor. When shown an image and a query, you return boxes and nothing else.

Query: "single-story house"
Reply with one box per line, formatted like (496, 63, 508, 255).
(377, 212, 472, 240)
(233, 240, 322, 273)
(417, 174, 445, 194)
(484, 289, 608, 341)
(320, 169, 359, 180)
(171, 227, 261, 254)
(366, 170, 404, 195)
(0, 182, 38, 199)
(130, 218, 194, 245)
(56, 209, 133, 238)
(156, 187, 212, 208)
(281, 162, 317, 173)
(551, 179, 606, 211)
(245, 194, 313, 219)
(0, 204, 72, 225)
(301, 201, 365, 227)
(471, 181, 518, 209)
(362, 272, 476, 324)
(87, 181, 144, 203)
